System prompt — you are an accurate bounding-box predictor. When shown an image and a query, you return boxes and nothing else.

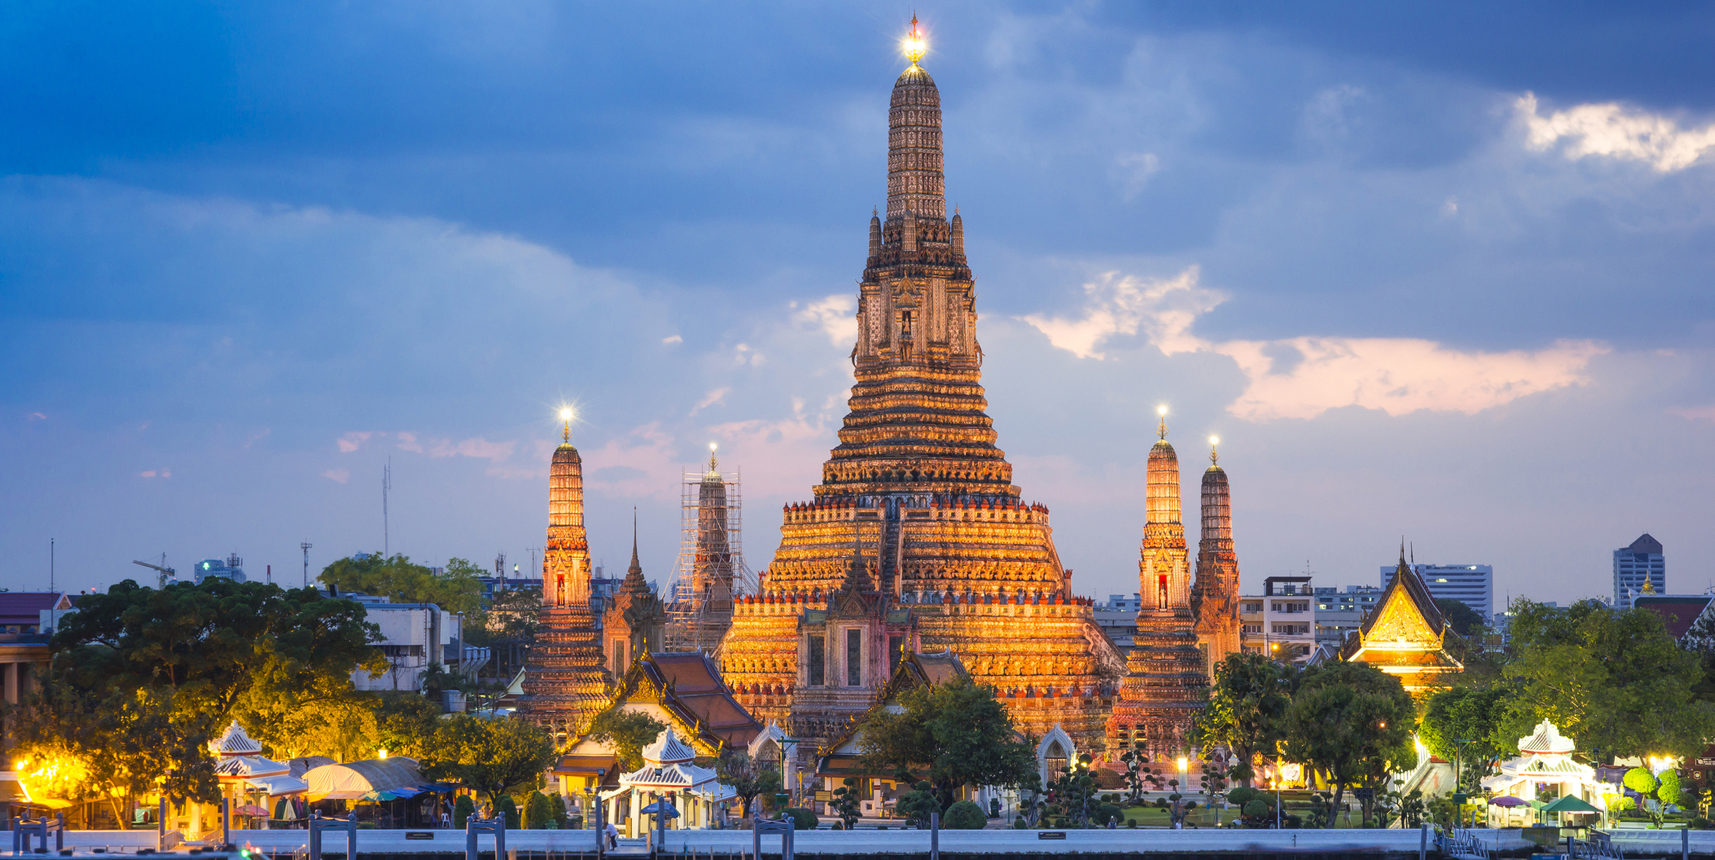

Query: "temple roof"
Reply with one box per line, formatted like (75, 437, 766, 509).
(1633, 595, 1713, 641)
(210, 721, 264, 756)
(612, 651, 762, 752)
(1338, 550, 1461, 685)
(1518, 719, 1575, 755)
(641, 728, 698, 766)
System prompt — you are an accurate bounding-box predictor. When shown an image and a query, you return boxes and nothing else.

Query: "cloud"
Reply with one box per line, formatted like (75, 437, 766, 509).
(337, 431, 376, 453)
(1218, 337, 1609, 421)
(662, 334, 683, 344)
(244, 428, 271, 449)
(1517, 92, 1715, 172)
(1017, 267, 1216, 360)
(706, 395, 842, 497)
(689, 387, 730, 417)
(394, 432, 515, 461)
(1114, 152, 1161, 201)
(138, 469, 172, 479)
(733, 343, 764, 367)
(1670, 405, 1715, 423)
(581, 422, 681, 500)
(790, 295, 856, 347)
(27, 412, 46, 422)
(322, 468, 351, 484)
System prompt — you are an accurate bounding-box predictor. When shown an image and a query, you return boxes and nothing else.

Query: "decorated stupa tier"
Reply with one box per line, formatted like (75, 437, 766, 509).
(721, 19, 1120, 757)
(1192, 438, 1243, 673)
(521, 410, 614, 744)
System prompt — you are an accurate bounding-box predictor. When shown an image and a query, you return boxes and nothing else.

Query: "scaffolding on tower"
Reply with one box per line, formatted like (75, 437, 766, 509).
(665, 454, 756, 656)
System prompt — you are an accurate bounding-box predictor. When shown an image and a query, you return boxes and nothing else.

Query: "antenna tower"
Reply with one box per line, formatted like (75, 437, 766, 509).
(382, 458, 392, 557)
(301, 541, 313, 588)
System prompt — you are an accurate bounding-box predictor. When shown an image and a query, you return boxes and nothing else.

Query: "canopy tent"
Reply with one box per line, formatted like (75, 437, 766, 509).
(1541, 794, 1601, 815)
(303, 758, 427, 801)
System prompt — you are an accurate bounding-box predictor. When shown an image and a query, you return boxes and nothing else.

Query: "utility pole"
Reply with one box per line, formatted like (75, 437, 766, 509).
(382, 458, 392, 557)
(301, 541, 313, 588)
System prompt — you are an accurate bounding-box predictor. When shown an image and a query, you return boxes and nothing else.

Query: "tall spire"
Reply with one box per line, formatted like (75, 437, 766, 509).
(887, 15, 945, 221)
(546, 415, 591, 606)
(629, 507, 641, 576)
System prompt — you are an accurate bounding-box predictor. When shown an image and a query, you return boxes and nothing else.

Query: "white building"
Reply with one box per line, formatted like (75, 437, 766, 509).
(1312, 585, 1384, 652)
(1381, 563, 1493, 620)
(346, 596, 471, 692)
(1240, 576, 1316, 663)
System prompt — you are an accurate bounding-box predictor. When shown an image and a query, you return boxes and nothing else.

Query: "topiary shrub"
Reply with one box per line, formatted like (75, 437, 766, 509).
(1092, 802, 1123, 827)
(1242, 799, 1269, 821)
(1126, 819, 1137, 828)
(495, 795, 520, 829)
(1012, 817, 1030, 829)
(781, 807, 818, 831)
(522, 791, 555, 829)
(1228, 786, 1257, 806)
(453, 795, 474, 829)
(1624, 767, 1659, 796)
(1658, 770, 1685, 808)
(942, 800, 987, 830)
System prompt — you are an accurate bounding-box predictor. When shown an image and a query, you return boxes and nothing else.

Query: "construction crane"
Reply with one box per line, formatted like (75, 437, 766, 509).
(132, 556, 175, 589)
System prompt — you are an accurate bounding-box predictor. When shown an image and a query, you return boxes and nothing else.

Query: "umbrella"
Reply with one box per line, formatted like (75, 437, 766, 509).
(234, 804, 270, 817)
(1540, 795, 1600, 815)
(640, 800, 680, 819)
(1488, 796, 1527, 808)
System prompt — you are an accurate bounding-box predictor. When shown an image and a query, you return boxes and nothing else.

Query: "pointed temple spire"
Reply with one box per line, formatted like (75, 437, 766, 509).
(1192, 434, 1241, 674)
(630, 507, 641, 576)
(721, 19, 1120, 759)
(522, 407, 611, 743)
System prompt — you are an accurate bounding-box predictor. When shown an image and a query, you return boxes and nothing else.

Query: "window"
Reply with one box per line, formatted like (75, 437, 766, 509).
(846, 629, 863, 687)
(808, 634, 826, 686)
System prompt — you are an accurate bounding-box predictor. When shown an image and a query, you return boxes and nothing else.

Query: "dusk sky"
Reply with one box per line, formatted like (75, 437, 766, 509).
(4, 2, 1713, 606)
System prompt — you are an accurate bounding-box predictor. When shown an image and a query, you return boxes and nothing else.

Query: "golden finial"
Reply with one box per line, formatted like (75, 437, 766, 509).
(558, 406, 574, 442)
(1156, 404, 1169, 440)
(708, 441, 719, 473)
(903, 14, 927, 66)
(1208, 435, 1220, 464)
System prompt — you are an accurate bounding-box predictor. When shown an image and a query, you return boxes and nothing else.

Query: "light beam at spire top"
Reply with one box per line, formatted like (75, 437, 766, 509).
(902, 14, 927, 66)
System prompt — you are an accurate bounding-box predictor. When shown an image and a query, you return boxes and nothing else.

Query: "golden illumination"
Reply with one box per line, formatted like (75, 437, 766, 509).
(902, 15, 927, 65)
(378, 749, 388, 760)
(1176, 755, 1189, 772)
(1157, 404, 1169, 417)
(709, 441, 718, 452)
(1208, 434, 1219, 447)
(559, 407, 574, 423)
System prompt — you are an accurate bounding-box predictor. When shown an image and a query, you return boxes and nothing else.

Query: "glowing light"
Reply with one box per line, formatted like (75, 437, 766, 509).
(1209, 435, 1220, 447)
(378, 749, 388, 760)
(559, 407, 574, 423)
(1176, 756, 1189, 772)
(11, 759, 25, 771)
(1279, 762, 1303, 782)
(709, 441, 718, 452)
(902, 15, 927, 65)
(1157, 404, 1169, 417)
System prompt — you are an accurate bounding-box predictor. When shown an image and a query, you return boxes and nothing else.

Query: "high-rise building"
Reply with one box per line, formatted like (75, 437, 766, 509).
(718, 21, 1124, 758)
(1191, 438, 1242, 674)
(521, 414, 613, 745)
(1109, 412, 1210, 755)
(1613, 534, 1666, 610)
(1313, 584, 1384, 652)
(1380, 563, 1493, 619)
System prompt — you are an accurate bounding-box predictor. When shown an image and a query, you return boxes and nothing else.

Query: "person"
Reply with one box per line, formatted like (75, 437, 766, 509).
(605, 820, 619, 849)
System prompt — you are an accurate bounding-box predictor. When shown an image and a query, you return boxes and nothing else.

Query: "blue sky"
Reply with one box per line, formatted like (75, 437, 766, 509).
(4, 2, 1713, 605)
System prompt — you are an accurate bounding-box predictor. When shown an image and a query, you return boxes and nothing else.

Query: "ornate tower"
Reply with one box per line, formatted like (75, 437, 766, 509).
(521, 411, 612, 744)
(604, 515, 667, 676)
(1192, 438, 1242, 674)
(1108, 409, 1209, 757)
(720, 19, 1122, 757)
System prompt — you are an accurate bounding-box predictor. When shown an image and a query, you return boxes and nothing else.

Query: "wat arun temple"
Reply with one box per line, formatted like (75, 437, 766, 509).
(522, 21, 1247, 763)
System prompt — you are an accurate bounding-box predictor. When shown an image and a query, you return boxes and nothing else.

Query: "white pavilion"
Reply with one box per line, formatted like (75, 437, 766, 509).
(601, 728, 736, 836)
(1481, 719, 1616, 827)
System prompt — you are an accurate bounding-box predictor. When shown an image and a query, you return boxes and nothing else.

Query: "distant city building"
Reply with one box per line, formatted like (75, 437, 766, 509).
(345, 595, 474, 693)
(1240, 575, 1316, 663)
(1095, 593, 1142, 654)
(1381, 563, 1493, 619)
(1313, 585, 1384, 652)
(1613, 534, 1666, 610)
(192, 553, 247, 584)
(0, 592, 71, 748)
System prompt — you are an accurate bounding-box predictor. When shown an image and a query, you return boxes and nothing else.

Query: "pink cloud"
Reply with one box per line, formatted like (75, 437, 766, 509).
(138, 469, 172, 479)
(321, 468, 351, 484)
(1670, 405, 1715, 423)
(581, 422, 683, 501)
(337, 431, 376, 453)
(27, 412, 46, 422)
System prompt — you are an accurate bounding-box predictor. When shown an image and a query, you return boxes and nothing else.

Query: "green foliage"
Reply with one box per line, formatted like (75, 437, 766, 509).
(1603, 794, 1635, 814)
(319, 553, 484, 615)
(523, 791, 557, 829)
(1241, 798, 1269, 821)
(1377, 788, 1426, 829)
(1436, 598, 1488, 638)
(453, 795, 474, 829)
(1228, 786, 1257, 806)
(1118, 740, 1158, 802)
(1282, 661, 1416, 828)
(495, 795, 519, 829)
(857, 677, 1037, 806)
(831, 777, 863, 830)
(781, 807, 818, 830)
(418, 715, 557, 803)
(1091, 802, 1123, 828)
(943, 800, 987, 829)
(717, 748, 784, 820)
(1418, 685, 1508, 788)
(1501, 600, 1715, 760)
(24, 578, 380, 805)
(1190, 652, 1296, 786)
(588, 709, 668, 771)
(1623, 766, 1660, 795)
(1658, 769, 1686, 807)
(896, 781, 942, 828)
(1043, 754, 1098, 828)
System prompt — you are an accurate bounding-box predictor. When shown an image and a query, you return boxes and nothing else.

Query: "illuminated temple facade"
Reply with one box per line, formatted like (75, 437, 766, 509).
(717, 38, 1124, 756)
(1339, 549, 1463, 693)
(1107, 417, 1210, 755)
(1191, 441, 1242, 674)
(521, 418, 614, 743)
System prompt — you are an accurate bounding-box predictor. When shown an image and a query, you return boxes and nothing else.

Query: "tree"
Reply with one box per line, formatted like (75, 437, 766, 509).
(857, 678, 1037, 807)
(1190, 652, 1296, 787)
(25, 578, 380, 807)
(1118, 740, 1158, 802)
(465, 585, 542, 682)
(943, 800, 987, 829)
(1436, 599, 1488, 639)
(1417, 685, 1508, 792)
(318, 553, 484, 615)
(1200, 758, 1230, 822)
(895, 781, 941, 828)
(417, 715, 557, 804)
(831, 777, 863, 830)
(1042, 753, 1097, 828)
(717, 748, 783, 821)
(587, 709, 668, 771)
(1282, 661, 1416, 828)
(1501, 600, 1715, 760)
